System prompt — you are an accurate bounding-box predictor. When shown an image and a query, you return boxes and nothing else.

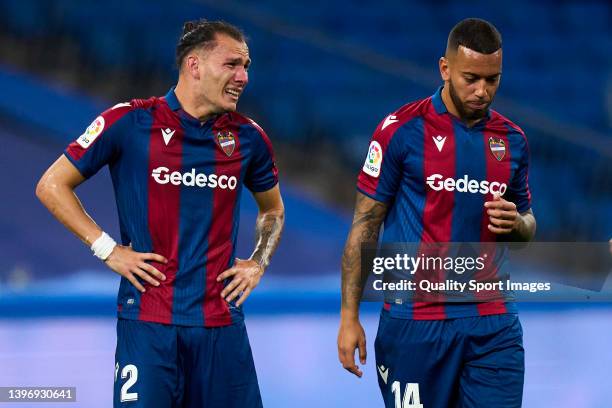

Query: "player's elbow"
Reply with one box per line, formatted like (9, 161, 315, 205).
(35, 176, 51, 204)
(35, 173, 60, 206)
(273, 204, 285, 219)
(260, 200, 285, 220)
(264, 207, 285, 226)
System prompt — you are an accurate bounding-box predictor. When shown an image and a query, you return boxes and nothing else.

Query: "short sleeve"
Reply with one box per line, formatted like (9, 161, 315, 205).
(64, 103, 134, 179)
(244, 122, 279, 193)
(507, 134, 532, 214)
(357, 116, 406, 203)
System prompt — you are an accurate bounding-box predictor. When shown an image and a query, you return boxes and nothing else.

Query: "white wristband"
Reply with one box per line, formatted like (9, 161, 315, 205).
(91, 231, 117, 261)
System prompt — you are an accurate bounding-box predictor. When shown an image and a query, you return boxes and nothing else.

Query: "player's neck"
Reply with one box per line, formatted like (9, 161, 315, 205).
(174, 81, 217, 122)
(441, 85, 483, 128)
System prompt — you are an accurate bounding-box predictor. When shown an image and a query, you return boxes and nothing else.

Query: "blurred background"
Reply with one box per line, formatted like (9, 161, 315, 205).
(0, 0, 610, 407)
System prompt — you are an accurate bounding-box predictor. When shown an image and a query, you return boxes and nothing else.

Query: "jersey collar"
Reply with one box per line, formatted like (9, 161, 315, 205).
(164, 87, 181, 111)
(164, 87, 221, 128)
(431, 86, 447, 115)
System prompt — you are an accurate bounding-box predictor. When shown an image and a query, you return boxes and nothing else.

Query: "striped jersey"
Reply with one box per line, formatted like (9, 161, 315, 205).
(357, 87, 531, 320)
(65, 88, 278, 327)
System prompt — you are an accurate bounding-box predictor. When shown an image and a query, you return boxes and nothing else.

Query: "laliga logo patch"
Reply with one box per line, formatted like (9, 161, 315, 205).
(488, 137, 506, 161)
(77, 116, 105, 148)
(216, 130, 236, 157)
(363, 141, 383, 177)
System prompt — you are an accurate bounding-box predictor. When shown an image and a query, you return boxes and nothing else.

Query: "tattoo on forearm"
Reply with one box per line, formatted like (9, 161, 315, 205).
(251, 210, 285, 270)
(511, 210, 536, 242)
(341, 194, 387, 309)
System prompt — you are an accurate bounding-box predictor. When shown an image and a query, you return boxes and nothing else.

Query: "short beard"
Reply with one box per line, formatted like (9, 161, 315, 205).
(448, 79, 488, 121)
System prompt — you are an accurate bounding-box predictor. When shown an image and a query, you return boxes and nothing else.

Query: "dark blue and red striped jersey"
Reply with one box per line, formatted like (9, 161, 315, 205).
(357, 87, 531, 320)
(65, 88, 278, 327)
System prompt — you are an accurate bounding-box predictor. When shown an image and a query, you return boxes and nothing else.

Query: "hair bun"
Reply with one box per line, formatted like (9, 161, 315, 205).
(182, 21, 196, 36)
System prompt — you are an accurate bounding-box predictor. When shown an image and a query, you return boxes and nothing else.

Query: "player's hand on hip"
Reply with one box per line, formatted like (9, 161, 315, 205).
(337, 319, 367, 378)
(484, 194, 519, 234)
(217, 258, 263, 307)
(104, 245, 167, 293)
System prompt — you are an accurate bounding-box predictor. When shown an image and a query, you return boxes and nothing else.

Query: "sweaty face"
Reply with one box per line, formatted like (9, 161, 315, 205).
(195, 34, 250, 114)
(444, 46, 502, 121)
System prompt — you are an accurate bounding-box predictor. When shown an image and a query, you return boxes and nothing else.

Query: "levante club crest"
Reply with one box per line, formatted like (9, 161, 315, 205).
(216, 130, 236, 157)
(488, 137, 506, 161)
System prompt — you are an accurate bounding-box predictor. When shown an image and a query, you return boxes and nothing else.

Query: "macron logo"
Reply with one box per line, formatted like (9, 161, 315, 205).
(381, 115, 398, 130)
(377, 365, 389, 384)
(433, 135, 447, 152)
(161, 128, 175, 146)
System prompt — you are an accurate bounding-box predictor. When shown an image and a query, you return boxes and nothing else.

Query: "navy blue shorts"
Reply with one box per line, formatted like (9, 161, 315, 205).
(375, 311, 524, 408)
(113, 318, 262, 408)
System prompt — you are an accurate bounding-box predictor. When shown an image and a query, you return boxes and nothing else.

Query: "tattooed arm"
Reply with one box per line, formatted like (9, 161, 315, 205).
(338, 192, 388, 377)
(218, 184, 285, 306)
(249, 185, 285, 269)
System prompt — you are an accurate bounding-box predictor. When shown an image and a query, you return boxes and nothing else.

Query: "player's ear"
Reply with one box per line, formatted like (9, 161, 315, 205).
(185, 53, 201, 80)
(439, 56, 450, 82)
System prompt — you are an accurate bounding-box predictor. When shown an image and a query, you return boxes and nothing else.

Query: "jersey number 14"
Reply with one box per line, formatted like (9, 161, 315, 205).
(392, 381, 423, 408)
